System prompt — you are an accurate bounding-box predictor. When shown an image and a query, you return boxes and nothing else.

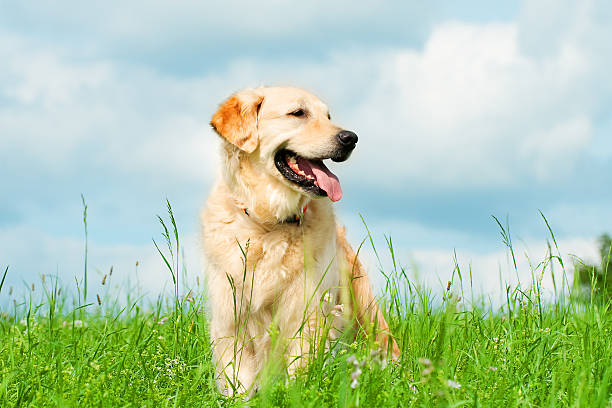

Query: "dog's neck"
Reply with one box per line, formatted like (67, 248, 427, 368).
(240, 202, 309, 226)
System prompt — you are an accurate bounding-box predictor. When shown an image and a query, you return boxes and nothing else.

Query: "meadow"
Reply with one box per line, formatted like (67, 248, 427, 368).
(0, 205, 610, 407)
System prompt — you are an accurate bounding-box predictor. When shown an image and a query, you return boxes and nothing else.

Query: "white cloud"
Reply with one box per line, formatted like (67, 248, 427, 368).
(519, 116, 591, 179)
(0, 36, 221, 182)
(0, 1, 430, 53)
(347, 21, 599, 188)
(518, 0, 612, 60)
(357, 231, 601, 307)
(0, 225, 203, 306)
(342, 212, 602, 306)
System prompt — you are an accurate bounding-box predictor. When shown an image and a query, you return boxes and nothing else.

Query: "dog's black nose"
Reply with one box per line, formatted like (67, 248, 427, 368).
(337, 130, 358, 147)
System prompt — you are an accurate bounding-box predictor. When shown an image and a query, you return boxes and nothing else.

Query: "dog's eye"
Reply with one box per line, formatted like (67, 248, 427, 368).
(327, 112, 331, 120)
(288, 109, 306, 117)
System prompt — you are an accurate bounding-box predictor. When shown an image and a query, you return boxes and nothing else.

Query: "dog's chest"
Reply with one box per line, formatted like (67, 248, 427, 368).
(261, 224, 336, 274)
(251, 213, 340, 297)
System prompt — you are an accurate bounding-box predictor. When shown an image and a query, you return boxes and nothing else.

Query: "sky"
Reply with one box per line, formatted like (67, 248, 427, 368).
(1, 0, 611, 306)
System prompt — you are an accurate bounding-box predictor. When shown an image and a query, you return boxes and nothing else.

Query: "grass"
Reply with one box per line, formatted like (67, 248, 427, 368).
(0, 204, 611, 407)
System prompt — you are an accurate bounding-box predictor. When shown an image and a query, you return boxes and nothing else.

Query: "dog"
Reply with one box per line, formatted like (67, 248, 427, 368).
(201, 86, 400, 395)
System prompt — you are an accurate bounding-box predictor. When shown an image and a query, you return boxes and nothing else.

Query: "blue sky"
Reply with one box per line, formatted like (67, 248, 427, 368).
(1, 1, 611, 303)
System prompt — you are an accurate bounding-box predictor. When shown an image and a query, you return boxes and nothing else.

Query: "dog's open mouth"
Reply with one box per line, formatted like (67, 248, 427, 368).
(274, 149, 343, 202)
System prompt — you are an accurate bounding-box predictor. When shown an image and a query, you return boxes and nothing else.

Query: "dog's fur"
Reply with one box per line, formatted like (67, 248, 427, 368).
(201, 86, 399, 394)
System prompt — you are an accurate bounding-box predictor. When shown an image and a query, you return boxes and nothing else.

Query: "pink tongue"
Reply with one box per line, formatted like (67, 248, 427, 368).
(296, 157, 343, 202)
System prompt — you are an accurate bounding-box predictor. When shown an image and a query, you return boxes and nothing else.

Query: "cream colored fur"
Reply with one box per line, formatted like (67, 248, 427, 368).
(201, 86, 399, 395)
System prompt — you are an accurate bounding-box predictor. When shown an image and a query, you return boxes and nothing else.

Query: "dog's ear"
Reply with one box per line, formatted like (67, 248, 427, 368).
(210, 89, 264, 153)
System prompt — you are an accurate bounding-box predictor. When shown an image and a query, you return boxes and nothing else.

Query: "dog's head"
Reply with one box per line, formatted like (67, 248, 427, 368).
(211, 86, 356, 203)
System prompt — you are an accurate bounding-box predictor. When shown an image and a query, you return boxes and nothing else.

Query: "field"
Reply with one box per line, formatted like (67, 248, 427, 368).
(1, 209, 611, 407)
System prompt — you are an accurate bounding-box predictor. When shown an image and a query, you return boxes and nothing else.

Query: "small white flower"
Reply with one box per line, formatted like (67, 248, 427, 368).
(351, 368, 362, 381)
(73, 320, 86, 328)
(418, 358, 432, 366)
(447, 379, 461, 389)
(157, 317, 169, 325)
(422, 366, 434, 376)
(370, 348, 387, 369)
(347, 355, 363, 389)
(331, 304, 344, 316)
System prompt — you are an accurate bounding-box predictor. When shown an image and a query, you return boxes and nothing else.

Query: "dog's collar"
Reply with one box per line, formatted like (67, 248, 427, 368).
(241, 204, 308, 226)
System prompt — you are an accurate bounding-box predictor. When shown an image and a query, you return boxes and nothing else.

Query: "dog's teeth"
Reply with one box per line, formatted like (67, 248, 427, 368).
(287, 156, 316, 181)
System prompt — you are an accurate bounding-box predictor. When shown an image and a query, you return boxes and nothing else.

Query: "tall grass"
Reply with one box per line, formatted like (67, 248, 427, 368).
(81, 194, 89, 306)
(0, 203, 610, 407)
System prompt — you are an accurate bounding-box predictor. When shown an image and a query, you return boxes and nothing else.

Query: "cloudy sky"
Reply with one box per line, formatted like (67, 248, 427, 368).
(1, 0, 610, 305)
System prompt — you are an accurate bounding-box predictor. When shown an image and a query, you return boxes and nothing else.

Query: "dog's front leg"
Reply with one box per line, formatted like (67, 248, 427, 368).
(275, 278, 341, 377)
(243, 230, 295, 312)
(208, 288, 261, 395)
(282, 307, 319, 377)
(336, 225, 401, 360)
(210, 327, 259, 395)
(208, 230, 298, 395)
(208, 266, 262, 396)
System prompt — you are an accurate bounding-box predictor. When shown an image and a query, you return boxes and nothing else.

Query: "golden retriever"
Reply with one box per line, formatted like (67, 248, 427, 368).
(201, 86, 399, 395)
